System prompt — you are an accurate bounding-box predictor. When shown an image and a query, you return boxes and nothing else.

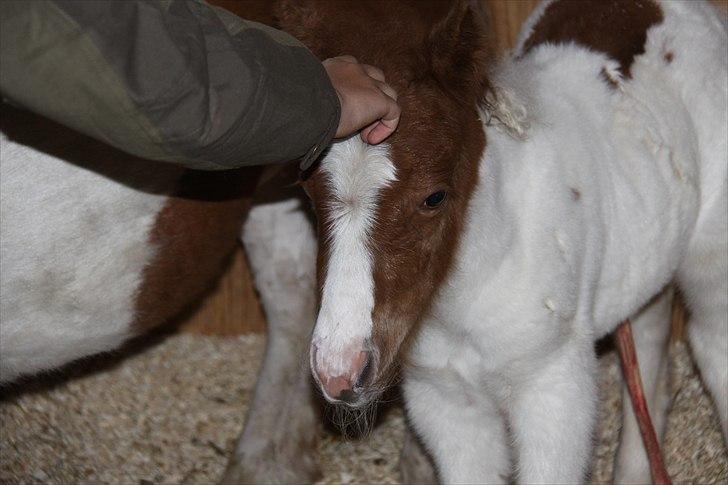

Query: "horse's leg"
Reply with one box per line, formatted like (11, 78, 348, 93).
(509, 336, 598, 484)
(614, 287, 672, 484)
(403, 374, 510, 484)
(222, 196, 320, 484)
(399, 420, 438, 484)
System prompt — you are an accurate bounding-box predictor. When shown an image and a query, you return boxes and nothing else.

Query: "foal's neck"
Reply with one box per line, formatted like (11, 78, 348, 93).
(435, 46, 624, 319)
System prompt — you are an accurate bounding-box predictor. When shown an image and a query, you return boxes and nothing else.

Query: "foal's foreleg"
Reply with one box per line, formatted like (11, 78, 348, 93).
(403, 374, 510, 484)
(510, 337, 598, 484)
(223, 197, 320, 484)
(615, 287, 672, 484)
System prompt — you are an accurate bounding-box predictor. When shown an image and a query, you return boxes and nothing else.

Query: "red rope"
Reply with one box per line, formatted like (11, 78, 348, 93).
(615, 319, 671, 485)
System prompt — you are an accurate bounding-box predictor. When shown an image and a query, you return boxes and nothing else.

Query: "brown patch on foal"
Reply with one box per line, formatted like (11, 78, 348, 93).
(522, 0, 664, 78)
(296, 1, 493, 389)
(370, 101, 485, 379)
(211, 0, 277, 25)
(276, 0, 457, 94)
(370, 3, 491, 379)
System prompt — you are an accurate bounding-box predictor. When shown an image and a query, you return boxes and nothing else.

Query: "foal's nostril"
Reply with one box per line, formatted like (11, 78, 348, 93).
(338, 388, 359, 404)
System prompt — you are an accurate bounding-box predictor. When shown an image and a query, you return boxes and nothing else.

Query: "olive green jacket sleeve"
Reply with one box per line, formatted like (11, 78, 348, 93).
(0, 0, 340, 170)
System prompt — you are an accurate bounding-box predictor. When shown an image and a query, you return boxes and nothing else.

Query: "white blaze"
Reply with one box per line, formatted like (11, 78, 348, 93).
(312, 138, 396, 377)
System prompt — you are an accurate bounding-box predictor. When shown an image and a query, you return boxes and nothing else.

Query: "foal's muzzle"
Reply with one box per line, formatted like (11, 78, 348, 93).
(311, 345, 373, 405)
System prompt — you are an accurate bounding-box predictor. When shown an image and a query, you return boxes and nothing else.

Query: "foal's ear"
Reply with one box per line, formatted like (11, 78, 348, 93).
(426, 0, 492, 100)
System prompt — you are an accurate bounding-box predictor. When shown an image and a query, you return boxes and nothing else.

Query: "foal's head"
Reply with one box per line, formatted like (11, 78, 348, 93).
(285, 0, 492, 407)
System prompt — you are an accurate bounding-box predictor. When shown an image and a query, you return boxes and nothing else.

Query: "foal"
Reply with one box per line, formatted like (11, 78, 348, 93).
(300, 0, 727, 483)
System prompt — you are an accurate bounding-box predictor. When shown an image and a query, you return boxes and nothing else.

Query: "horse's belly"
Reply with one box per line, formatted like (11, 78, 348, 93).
(0, 132, 181, 382)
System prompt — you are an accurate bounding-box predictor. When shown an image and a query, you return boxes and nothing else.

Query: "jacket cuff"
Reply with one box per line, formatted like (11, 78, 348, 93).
(299, 84, 340, 171)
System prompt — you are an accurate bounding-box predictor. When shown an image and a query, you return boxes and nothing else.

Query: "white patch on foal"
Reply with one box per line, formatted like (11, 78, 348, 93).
(312, 139, 396, 378)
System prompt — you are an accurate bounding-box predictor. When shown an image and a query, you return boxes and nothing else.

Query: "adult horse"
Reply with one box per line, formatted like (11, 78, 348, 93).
(1, 1, 324, 482)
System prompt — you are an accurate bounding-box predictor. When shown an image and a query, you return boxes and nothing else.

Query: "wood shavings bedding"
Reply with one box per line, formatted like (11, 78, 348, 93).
(1, 334, 725, 484)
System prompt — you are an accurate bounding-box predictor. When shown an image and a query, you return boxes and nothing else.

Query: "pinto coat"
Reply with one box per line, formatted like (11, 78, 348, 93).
(302, 0, 727, 483)
(405, 1, 727, 482)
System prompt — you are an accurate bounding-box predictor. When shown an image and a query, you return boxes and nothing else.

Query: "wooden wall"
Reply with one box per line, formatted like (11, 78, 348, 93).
(179, 0, 725, 336)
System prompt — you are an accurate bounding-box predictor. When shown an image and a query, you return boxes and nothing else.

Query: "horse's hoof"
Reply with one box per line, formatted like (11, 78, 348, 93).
(220, 445, 322, 485)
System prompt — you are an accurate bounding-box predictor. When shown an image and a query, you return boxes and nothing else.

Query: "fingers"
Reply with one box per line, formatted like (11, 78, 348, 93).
(360, 81, 399, 144)
(376, 81, 397, 101)
(329, 56, 383, 80)
(363, 64, 386, 83)
(361, 115, 399, 145)
(323, 55, 401, 143)
(361, 86, 400, 144)
(361, 123, 376, 143)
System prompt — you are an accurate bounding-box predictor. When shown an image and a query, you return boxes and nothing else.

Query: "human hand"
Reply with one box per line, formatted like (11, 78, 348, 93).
(323, 56, 401, 144)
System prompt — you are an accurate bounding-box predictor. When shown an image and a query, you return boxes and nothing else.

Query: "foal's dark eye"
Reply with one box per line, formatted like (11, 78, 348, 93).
(423, 191, 447, 209)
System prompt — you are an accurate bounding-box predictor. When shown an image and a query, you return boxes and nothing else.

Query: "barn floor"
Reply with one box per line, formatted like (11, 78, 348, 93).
(1, 333, 726, 484)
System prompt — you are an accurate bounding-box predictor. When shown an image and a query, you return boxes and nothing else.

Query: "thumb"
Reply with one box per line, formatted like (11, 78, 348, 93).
(362, 86, 400, 144)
